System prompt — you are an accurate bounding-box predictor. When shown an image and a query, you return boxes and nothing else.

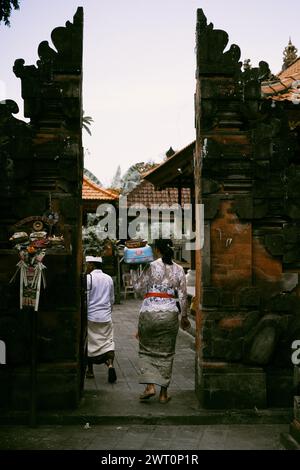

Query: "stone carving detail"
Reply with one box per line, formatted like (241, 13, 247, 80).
(13, 7, 83, 123)
(0, 100, 33, 238)
(196, 9, 242, 76)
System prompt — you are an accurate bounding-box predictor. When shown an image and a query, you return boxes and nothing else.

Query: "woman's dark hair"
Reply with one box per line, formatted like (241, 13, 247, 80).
(155, 239, 174, 265)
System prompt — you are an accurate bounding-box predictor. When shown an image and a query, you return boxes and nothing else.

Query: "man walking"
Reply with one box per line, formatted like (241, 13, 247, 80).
(85, 255, 117, 383)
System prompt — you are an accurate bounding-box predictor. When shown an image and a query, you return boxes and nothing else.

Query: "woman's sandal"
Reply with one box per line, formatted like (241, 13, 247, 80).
(159, 396, 172, 404)
(139, 391, 156, 400)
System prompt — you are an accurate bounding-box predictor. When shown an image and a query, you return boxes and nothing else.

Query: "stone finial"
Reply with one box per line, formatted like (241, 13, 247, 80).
(243, 59, 252, 71)
(166, 147, 175, 158)
(283, 38, 298, 70)
(196, 9, 242, 76)
(13, 7, 83, 122)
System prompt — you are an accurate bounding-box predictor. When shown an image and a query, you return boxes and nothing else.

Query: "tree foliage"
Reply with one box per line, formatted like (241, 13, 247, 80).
(82, 110, 93, 136)
(121, 161, 157, 194)
(121, 167, 140, 195)
(110, 165, 122, 190)
(84, 168, 102, 187)
(82, 219, 119, 257)
(129, 162, 157, 175)
(0, 0, 20, 26)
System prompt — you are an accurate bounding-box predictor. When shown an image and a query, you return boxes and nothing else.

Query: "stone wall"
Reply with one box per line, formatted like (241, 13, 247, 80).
(195, 10, 300, 409)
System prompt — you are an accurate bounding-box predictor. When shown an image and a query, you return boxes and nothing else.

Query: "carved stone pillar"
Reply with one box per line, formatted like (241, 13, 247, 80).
(0, 8, 85, 410)
(195, 10, 300, 409)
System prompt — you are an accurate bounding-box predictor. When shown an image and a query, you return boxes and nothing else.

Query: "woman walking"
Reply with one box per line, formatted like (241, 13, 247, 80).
(132, 239, 190, 403)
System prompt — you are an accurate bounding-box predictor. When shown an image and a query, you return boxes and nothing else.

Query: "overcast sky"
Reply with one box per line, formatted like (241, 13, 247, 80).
(0, 0, 299, 186)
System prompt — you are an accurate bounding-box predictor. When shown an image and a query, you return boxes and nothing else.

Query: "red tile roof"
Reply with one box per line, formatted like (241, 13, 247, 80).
(126, 180, 190, 207)
(82, 175, 118, 201)
(262, 58, 300, 102)
(278, 58, 300, 79)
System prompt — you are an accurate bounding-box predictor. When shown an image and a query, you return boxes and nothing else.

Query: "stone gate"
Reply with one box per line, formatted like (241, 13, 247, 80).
(0, 8, 85, 410)
(195, 10, 300, 409)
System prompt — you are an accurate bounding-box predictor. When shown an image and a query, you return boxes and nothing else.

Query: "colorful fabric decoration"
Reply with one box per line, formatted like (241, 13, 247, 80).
(10, 233, 47, 312)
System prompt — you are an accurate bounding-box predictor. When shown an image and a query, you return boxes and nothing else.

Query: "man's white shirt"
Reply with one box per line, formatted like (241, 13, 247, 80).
(87, 269, 114, 322)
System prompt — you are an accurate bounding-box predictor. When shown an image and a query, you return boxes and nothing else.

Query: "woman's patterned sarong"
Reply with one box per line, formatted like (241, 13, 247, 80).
(138, 310, 179, 387)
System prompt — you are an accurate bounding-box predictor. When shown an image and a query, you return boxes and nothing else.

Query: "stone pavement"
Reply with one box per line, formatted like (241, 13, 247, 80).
(0, 299, 292, 450)
(84, 297, 196, 407)
(0, 423, 288, 450)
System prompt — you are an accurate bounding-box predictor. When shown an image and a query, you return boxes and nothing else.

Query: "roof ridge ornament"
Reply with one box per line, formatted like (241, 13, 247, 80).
(282, 38, 298, 71)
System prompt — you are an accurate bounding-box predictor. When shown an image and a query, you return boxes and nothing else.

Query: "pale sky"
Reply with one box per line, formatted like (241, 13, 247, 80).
(0, 0, 299, 186)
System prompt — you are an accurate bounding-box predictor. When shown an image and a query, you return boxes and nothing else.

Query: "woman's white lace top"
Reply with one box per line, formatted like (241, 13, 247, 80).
(131, 258, 187, 315)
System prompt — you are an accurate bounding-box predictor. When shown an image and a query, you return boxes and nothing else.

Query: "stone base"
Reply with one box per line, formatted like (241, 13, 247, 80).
(265, 368, 294, 407)
(295, 396, 300, 420)
(0, 362, 83, 410)
(281, 397, 300, 449)
(197, 361, 266, 409)
(290, 419, 300, 443)
(281, 418, 300, 449)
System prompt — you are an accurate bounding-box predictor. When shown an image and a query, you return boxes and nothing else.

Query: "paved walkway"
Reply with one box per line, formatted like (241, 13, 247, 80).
(0, 423, 287, 450)
(85, 298, 195, 398)
(0, 299, 291, 450)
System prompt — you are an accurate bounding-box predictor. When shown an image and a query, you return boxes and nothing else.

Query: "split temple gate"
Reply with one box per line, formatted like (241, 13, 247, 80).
(195, 10, 300, 412)
(0, 8, 85, 410)
(0, 6, 299, 430)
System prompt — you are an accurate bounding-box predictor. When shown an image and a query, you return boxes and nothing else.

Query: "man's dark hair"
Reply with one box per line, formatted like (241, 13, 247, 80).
(92, 261, 103, 270)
